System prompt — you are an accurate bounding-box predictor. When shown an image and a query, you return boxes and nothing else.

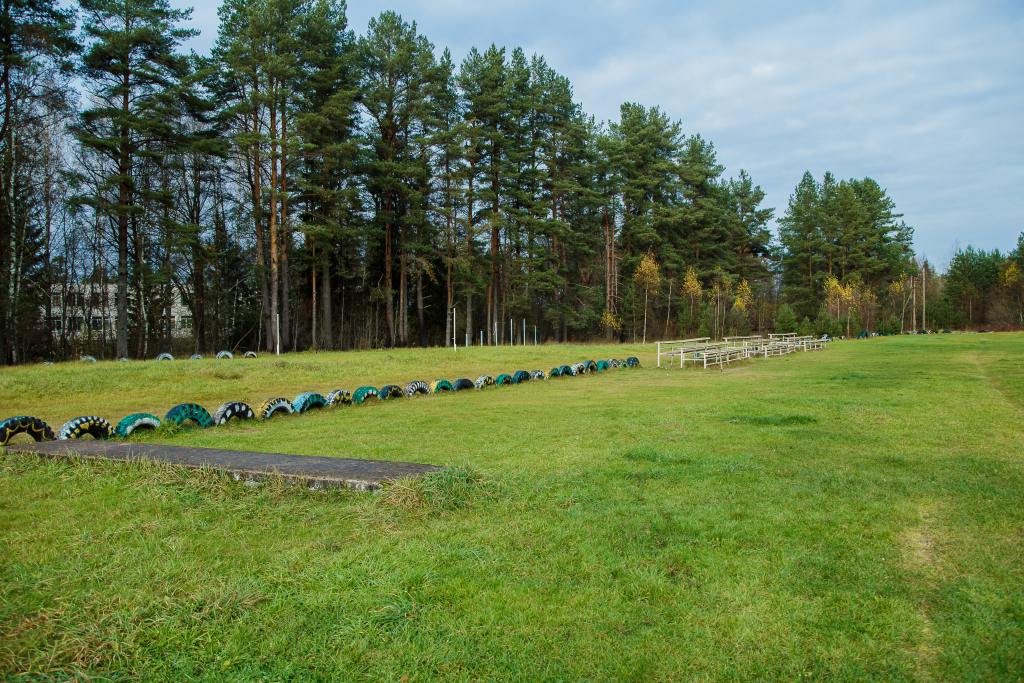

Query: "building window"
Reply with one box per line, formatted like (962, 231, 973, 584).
(49, 317, 62, 331)
(91, 316, 103, 330)
(180, 316, 193, 330)
(51, 294, 61, 308)
(69, 293, 85, 308)
(71, 316, 83, 331)
(90, 292, 101, 308)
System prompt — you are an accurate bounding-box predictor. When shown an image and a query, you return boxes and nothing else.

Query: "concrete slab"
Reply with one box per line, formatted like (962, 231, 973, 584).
(4, 440, 440, 491)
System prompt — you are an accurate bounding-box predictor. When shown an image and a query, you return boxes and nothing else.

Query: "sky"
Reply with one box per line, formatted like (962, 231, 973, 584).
(172, 0, 1023, 269)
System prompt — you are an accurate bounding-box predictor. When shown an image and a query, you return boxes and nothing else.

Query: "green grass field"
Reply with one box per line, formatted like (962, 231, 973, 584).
(1, 336, 1022, 682)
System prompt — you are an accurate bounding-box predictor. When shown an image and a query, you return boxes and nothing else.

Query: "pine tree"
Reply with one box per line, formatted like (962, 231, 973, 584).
(75, 0, 196, 359)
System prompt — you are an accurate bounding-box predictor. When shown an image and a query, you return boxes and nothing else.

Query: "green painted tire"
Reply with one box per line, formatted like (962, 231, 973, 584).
(558, 365, 572, 377)
(114, 413, 160, 437)
(495, 374, 513, 386)
(352, 387, 379, 404)
(596, 360, 609, 371)
(164, 403, 213, 428)
(293, 392, 327, 413)
(429, 379, 454, 393)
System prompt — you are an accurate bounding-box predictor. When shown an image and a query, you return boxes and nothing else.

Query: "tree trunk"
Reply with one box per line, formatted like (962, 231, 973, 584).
(417, 270, 427, 348)
(269, 98, 279, 354)
(321, 253, 332, 350)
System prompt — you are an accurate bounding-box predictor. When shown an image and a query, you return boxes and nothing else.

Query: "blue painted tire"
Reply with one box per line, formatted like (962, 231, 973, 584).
(243, 351, 258, 359)
(379, 385, 404, 400)
(190, 354, 204, 360)
(0, 416, 55, 445)
(216, 351, 233, 359)
(156, 353, 174, 362)
(80, 355, 97, 363)
(511, 370, 530, 384)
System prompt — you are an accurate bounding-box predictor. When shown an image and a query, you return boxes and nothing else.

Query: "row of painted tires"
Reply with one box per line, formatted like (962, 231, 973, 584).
(1, 356, 640, 445)
(68, 351, 259, 364)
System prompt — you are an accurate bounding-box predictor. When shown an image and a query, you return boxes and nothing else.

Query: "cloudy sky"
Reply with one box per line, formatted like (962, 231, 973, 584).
(175, 0, 1022, 268)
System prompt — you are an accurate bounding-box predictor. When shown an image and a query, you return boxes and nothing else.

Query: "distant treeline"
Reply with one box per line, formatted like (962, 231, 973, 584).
(1, 0, 1019, 363)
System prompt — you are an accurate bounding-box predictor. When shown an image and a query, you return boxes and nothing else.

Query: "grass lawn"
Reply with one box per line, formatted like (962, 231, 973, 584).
(1, 335, 1022, 681)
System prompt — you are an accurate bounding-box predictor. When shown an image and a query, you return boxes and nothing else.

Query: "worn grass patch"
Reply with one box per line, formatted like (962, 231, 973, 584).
(1, 336, 1023, 681)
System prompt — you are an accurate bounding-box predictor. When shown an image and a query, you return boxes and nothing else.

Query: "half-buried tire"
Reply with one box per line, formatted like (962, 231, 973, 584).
(115, 413, 160, 437)
(530, 370, 546, 380)
(190, 354, 204, 360)
(404, 381, 430, 397)
(326, 389, 351, 406)
(558, 365, 572, 377)
(474, 376, 495, 389)
(352, 387, 379, 404)
(495, 374, 512, 386)
(293, 392, 327, 413)
(217, 351, 233, 360)
(257, 398, 294, 420)
(452, 378, 474, 391)
(58, 416, 113, 440)
(429, 379, 454, 393)
(164, 403, 213, 428)
(0, 416, 56, 445)
(80, 355, 97, 363)
(512, 370, 530, 384)
(570, 363, 584, 376)
(596, 360, 609, 371)
(379, 385, 404, 400)
(243, 351, 258, 359)
(211, 402, 254, 426)
(584, 360, 597, 373)
(156, 353, 174, 362)
(626, 356, 640, 368)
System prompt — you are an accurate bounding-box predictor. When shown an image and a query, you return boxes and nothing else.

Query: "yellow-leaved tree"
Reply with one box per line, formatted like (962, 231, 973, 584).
(634, 251, 662, 344)
(681, 267, 702, 336)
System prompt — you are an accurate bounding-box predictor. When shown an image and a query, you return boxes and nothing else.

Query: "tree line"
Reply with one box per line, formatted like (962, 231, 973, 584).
(1, 0, 1016, 363)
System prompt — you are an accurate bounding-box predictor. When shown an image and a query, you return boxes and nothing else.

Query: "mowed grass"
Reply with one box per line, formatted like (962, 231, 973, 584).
(1, 336, 1022, 682)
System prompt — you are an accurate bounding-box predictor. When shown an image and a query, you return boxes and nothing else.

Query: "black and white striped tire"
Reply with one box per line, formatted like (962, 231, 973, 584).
(211, 402, 254, 426)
